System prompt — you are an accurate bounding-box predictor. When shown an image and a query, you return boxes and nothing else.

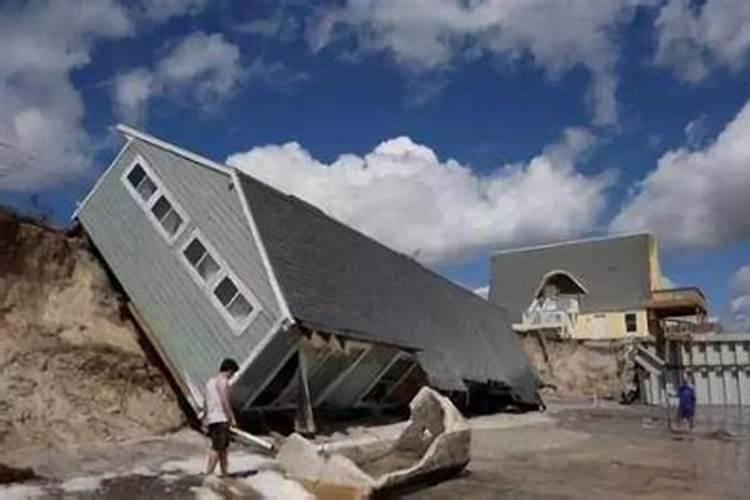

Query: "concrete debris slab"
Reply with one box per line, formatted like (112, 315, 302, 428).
(277, 387, 470, 497)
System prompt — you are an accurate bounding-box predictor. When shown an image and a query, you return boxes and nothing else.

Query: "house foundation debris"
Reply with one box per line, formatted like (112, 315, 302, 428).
(277, 387, 471, 497)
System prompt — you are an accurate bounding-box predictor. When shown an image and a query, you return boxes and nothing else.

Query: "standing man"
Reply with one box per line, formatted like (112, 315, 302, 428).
(676, 375, 696, 430)
(204, 358, 239, 476)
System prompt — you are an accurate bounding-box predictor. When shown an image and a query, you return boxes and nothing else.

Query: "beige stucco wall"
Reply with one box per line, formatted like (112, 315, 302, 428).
(647, 235, 666, 291)
(573, 310, 650, 340)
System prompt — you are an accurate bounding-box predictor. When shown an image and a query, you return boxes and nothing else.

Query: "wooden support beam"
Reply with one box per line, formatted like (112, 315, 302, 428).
(295, 343, 317, 436)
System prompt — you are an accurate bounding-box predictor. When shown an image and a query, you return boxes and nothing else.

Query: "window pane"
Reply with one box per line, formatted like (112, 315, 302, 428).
(136, 176, 157, 201)
(161, 209, 183, 236)
(183, 239, 206, 266)
(227, 293, 253, 321)
(126, 164, 145, 188)
(151, 196, 171, 220)
(214, 277, 238, 306)
(197, 253, 220, 282)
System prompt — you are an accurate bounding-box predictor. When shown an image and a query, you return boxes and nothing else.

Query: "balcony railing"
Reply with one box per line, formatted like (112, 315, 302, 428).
(515, 310, 576, 336)
(650, 287, 707, 316)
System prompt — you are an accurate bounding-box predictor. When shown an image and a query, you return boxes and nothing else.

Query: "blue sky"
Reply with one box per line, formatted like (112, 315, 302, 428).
(1, 0, 750, 327)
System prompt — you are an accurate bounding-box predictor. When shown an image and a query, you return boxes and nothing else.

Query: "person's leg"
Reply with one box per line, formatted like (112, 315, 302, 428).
(219, 450, 228, 476)
(218, 423, 230, 476)
(206, 449, 219, 474)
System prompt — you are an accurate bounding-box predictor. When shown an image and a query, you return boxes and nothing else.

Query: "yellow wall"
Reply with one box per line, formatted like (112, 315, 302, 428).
(647, 235, 666, 291)
(573, 310, 650, 339)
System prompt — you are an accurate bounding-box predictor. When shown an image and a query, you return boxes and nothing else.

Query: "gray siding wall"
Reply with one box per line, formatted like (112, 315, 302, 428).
(78, 139, 283, 403)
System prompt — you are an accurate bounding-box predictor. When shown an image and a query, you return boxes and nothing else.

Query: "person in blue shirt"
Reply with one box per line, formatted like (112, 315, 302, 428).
(676, 376, 696, 430)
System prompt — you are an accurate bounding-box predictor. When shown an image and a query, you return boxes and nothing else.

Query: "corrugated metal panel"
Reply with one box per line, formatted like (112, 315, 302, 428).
(490, 234, 653, 322)
(78, 139, 282, 404)
(638, 334, 750, 407)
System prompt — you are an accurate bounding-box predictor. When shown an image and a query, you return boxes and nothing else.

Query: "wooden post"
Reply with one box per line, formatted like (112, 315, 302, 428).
(663, 338, 672, 431)
(295, 346, 317, 436)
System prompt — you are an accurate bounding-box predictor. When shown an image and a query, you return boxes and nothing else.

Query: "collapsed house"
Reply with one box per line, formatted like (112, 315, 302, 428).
(490, 234, 710, 340)
(73, 125, 539, 425)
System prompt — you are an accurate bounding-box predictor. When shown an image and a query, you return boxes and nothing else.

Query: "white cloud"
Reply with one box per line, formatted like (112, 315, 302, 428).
(234, 11, 300, 42)
(137, 0, 209, 21)
(684, 115, 709, 148)
(0, 0, 132, 191)
(309, 0, 655, 125)
(228, 127, 612, 265)
(113, 68, 156, 125)
(654, 0, 750, 82)
(611, 99, 750, 250)
(473, 286, 490, 299)
(730, 266, 750, 330)
(114, 32, 243, 123)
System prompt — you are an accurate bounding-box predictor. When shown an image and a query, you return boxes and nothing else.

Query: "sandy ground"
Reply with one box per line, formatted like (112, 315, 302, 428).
(405, 400, 750, 499)
(3, 401, 749, 498)
(0, 429, 311, 499)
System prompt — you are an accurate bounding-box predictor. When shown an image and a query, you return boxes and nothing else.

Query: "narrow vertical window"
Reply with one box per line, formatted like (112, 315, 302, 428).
(181, 232, 260, 333)
(625, 313, 637, 333)
(126, 164, 157, 202)
(122, 158, 188, 243)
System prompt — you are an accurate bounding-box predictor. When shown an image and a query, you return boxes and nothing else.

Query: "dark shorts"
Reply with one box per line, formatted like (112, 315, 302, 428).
(678, 404, 695, 420)
(208, 422, 230, 452)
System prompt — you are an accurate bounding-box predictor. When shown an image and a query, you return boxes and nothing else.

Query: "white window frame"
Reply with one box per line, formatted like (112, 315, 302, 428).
(179, 228, 262, 336)
(121, 155, 189, 245)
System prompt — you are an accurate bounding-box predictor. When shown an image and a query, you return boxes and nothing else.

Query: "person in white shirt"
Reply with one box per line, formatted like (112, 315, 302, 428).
(203, 358, 239, 476)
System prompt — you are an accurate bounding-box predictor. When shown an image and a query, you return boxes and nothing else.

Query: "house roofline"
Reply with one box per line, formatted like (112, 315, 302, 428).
(71, 136, 134, 220)
(73, 124, 235, 220)
(231, 168, 294, 321)
(116, 124, 234, 176)
(491, 232, 653, 257)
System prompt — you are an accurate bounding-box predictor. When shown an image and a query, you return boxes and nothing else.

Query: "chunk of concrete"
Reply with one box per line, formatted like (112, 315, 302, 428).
(277, 387, 470, 497)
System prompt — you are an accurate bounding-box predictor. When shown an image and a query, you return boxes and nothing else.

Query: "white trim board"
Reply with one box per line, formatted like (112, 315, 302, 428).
(356, 351, 405, 405)
(72, 136, 134, 220)
(116, 124, 233, 176)
(231, 169, 293, 323)
(241, 344, 298, 412)
(315, 345, 372, 406)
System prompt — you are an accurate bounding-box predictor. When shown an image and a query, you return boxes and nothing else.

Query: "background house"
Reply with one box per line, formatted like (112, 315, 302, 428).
(489, 234, 709, 340)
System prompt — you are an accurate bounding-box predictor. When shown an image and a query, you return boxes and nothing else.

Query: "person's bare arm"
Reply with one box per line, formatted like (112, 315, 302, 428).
(217, 377, 236, 426)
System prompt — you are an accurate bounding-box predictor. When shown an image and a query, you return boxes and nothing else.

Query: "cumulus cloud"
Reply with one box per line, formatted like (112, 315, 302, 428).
(308, 0, 654, 125)
(684, 115, 709, 148)
(654, 0, 750, 82)
(137, 0, 209, 21)
(730, 266, 750, 329)
(228, 127, 612, 265)
(114, 32, 243, 123)
(0, 0, 132, 191)
(234, 10, 300, 42)
(612, 99, 750, 250)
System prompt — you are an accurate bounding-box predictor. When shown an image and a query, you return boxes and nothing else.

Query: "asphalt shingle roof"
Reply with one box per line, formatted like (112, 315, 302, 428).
(236, 171, 539, 403)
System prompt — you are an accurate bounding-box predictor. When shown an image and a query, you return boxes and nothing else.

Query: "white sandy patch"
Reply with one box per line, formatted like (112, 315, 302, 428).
(61, 473, 117, 493)
(160, 451, 277, 475)
(129, 465, 158, 476)
(0, 484, 46, 499)
(244, 470, 312, 500)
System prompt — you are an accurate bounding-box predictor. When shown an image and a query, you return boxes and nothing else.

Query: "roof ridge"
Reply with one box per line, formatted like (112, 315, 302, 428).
(116, 124, 233, 176)
(491, 232, 652, 257)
